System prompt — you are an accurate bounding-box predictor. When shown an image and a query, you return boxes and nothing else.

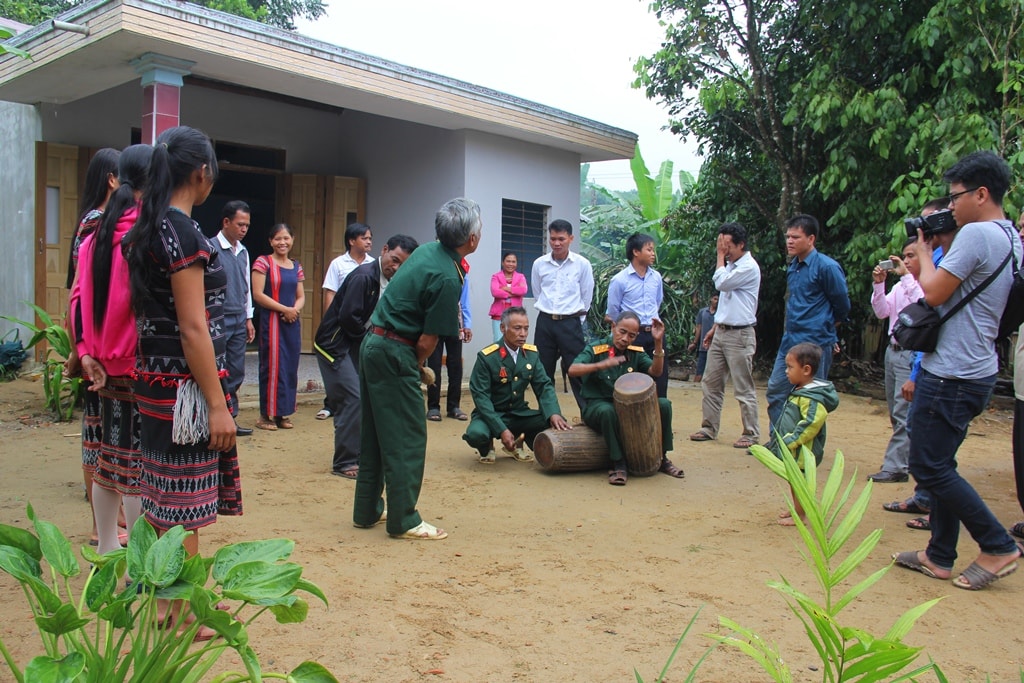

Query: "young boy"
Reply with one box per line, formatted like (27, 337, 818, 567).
(770, 342, 840, 526)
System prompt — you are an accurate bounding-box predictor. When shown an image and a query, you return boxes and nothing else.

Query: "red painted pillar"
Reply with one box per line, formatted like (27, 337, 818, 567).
(130, 53, 195, 144)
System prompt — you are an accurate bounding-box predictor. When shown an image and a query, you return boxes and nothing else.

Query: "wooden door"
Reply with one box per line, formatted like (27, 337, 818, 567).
(285, 174, 365, 353)
(34, 142, 80, 358)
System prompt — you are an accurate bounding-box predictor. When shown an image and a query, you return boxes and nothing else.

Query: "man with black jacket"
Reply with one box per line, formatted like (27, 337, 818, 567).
(315, 234, 418, 478)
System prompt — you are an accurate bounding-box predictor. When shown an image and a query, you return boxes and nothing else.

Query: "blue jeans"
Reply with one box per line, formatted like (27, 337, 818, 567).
(766, 340, 834, 429)
(909, 370, 1016, 570)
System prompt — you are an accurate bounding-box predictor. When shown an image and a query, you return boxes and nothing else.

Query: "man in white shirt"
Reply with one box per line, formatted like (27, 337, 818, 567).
(318, 222, 375, 419)
(531, 219, 594, 412)
(215, 200, 255, 436)
(689, 223, 762, 449)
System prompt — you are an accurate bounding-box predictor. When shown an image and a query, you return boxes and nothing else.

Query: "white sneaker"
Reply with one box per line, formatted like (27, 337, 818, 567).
(315, 408, 331, 420)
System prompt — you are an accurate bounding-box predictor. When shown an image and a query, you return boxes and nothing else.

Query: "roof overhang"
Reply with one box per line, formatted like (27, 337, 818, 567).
(0, 0, 636, 162)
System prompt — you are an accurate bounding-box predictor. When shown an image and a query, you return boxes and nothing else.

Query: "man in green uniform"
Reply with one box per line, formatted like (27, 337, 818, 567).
(568, 311, 684, 486)
(353, 198, 482, 540)
(464, 306, 572, 463)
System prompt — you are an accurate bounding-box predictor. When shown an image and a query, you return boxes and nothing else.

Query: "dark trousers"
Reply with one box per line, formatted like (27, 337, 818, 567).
(427, 335, 464, 412)
(222, 311, 247, 417)
(909, 370, 1016, 570)
(1015, 398, 1024, 515)
(317, 350, 360, 473)
(535, 313, 586, 412)
(582, 397, 673, 464)
(353, 334, 427, 535)
(637, 329, 668, 398)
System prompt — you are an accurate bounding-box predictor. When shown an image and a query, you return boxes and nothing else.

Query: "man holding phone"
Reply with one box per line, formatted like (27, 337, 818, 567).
(867, 239, 925, 483)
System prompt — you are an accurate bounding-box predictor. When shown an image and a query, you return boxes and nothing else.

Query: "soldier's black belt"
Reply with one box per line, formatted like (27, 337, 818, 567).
(539, 311, 585, 321)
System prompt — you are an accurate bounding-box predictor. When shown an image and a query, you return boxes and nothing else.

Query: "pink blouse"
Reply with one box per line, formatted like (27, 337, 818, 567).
(488, 270, 528, 319)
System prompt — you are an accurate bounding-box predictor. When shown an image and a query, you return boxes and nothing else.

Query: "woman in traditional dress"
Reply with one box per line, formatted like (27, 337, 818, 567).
(65, 147, 120, 546)
(69, 144, 151, 555)
(251, 223, 304, 431)
(124, 126, 242, 639)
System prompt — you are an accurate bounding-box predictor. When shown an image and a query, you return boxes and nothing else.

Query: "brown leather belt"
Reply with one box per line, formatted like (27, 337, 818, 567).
(540, 311, 584, 321)
(371, 326, 415, 347)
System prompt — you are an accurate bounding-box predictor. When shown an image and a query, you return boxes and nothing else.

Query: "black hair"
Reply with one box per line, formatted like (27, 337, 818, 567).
(902, 237, 918, 250)
(718, 222, 749, 250)
(922, 197, 949, 214)
(625, 233, 654, 263)
(385, 234, 419, 253)
(221, 200, 250, 223)
(614, 310, 641, 326)
(501, 251, 518, 261)
(269, 223, 293, 239)
(548, 219, 573, 236)
(68, 148, 120, 288)
(788, 342, 822, 374)
(125, 126, 218, 317)
(785, 214, 820, 238)
(92, 145, 153, 329)
(942, 151, 1012, 205)
(345, 222, 371, 252)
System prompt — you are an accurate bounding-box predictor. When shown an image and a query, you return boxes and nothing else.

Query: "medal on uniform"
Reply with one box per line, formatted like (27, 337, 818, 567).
(499, 366, 508, 384)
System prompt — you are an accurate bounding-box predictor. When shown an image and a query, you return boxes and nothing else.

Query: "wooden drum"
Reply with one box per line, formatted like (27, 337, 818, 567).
(613, 373, 662, 476)
(533, 426, 611, 472)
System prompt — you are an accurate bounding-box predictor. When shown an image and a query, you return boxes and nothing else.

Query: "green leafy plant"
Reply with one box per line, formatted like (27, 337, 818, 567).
(711, 445, 943, 682)
(0, 503, 337, 682)
(1, 302, 83, 420)
(633, 605, 718, 683)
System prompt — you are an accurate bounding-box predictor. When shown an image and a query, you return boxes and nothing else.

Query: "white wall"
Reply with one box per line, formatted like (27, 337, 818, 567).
(461, 130, 581, 360)
(0, 101, 41, 336)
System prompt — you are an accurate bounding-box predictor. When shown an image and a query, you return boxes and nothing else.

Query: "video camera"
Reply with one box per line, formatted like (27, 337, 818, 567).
(904, 209, 957, 239)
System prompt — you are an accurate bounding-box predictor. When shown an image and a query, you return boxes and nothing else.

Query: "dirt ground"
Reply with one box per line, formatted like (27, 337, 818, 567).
(0, 372, 1021, 682)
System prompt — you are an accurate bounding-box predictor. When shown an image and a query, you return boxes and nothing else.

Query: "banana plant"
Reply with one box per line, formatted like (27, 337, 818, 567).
(0, 504, 337, 683)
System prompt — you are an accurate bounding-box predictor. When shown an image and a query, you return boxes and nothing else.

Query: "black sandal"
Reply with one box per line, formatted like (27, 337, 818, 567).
(608, 468, 627, 486)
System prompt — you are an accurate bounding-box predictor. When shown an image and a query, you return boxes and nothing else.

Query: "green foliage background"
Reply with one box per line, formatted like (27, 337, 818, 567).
(0, 0, 325, 29)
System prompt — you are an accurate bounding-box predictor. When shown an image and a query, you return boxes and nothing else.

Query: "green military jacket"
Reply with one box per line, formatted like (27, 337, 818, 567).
(573, 336, 653, 402)
(469, 342, 562, 437)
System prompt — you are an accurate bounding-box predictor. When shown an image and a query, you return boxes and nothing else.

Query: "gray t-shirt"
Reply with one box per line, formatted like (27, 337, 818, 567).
(696, 307, 716, 342)
(923, 219, 1021, 380)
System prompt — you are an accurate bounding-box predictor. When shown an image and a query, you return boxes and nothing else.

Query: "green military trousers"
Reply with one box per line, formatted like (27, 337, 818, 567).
(353, 333, 426, 535)
(462, 411, 550, 457)
(582, 397, 674, 464)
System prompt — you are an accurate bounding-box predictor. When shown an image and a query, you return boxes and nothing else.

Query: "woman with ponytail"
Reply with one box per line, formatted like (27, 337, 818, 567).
(69, 144, 151, 556)
(66, 147, 119, 546)
(123, 127, 242, 636)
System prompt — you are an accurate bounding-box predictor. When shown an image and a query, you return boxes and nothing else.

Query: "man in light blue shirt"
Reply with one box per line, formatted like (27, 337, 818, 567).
(532, 219, 594, 412)
(766, 214, 850, 431)
(606, 233, 667, 397)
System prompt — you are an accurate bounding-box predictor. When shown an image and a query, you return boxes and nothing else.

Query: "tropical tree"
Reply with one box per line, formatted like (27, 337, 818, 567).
(0, 0, 325, 29)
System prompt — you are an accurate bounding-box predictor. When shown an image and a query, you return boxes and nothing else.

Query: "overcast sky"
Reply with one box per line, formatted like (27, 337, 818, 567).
(295, 0, 702, 192)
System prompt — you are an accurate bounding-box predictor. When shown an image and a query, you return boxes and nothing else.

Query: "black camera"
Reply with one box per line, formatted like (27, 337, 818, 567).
(904, 209, 957, 239)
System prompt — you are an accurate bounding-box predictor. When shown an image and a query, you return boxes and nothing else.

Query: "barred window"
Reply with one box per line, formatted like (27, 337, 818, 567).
(500, 199, 548, 297)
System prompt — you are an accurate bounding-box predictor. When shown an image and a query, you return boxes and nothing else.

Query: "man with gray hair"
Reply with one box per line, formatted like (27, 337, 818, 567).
(353, 198, 482, 541)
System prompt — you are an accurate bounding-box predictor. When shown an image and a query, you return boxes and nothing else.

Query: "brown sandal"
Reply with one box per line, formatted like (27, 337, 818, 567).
(275, 417, 293, 429)
(255, 418, 277, 431)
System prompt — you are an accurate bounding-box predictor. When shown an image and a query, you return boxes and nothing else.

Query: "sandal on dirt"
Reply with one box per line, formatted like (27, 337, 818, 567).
(688, 431, 713, 442)
(659, 457, 685, 479)
(882, 498, 928, 514)
(391, 520, 447, 540)
(1010, 522, 1024, 540)
(332, 467, 358, 480)
(906, 516, 931, 531)
(891, 550, 943, 580)
(447, 408, 469, 421)
(479, 451, 496, 464)
(353, 509, 388, 528)
(255, 418, 277, 431)
(732, 436, 757, 449)
(952, 560, 1019, 591)
(427, 409, 442, 422)
(275, 416, 293, 429)
(608, 468, 627, 486)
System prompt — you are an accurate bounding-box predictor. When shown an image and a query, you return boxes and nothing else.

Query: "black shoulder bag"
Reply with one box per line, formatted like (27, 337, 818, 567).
(891, 241, 1012, 353)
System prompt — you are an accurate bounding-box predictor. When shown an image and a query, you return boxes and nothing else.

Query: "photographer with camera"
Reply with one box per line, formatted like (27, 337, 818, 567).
(892, 151, 1022, 591)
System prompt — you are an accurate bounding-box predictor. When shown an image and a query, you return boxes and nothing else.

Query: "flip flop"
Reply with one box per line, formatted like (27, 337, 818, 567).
(952, 560, 1019, 591)
(1009, 522, 1024, 540)
(275, 417, 293, 429)
(447, 408, 468, 421)
(906, 516, 931, 531)
(891, 550, 943, 580)
(391, 520, 447, 540)
(732, 436, 757, 449)
(427, 409, 442, 422)
(255, 419, 277, 431)
(608, 469, 627, 486)
(688, 431, 713, 442)
(331, 468, 358, 480)
(882, 498, 928, 514)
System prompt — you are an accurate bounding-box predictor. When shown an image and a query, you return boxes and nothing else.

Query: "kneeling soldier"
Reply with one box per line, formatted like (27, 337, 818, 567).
(464, 307, 571, 462)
